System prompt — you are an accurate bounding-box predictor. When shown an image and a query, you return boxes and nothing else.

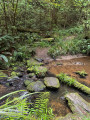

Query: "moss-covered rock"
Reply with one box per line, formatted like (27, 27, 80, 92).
(57, 73, 90, 94)
(11, 71, 18, 77)
(27, 66, 35, 73)
(34, 66, 47, 78)
(24, 80, 31, 86)
(29, 73, 35, 78)
(27, 59, 43, 67)
(0, 72, 8, 80)
(27, 81, 46, 92)
(44, 77, 60, 89)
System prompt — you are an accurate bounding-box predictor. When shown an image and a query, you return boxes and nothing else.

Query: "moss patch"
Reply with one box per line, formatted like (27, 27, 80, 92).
(0, 72, 8, 80)
(57, 73, 90, 94)
(27, 59, 43, 67)
(27, 81, 46, 92)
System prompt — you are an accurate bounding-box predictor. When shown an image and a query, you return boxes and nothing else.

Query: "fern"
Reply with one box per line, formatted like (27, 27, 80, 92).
(0, 91, 54, 120)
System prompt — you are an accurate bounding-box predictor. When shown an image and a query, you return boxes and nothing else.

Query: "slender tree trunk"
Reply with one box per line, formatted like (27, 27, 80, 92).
(2, 0, 8, 33)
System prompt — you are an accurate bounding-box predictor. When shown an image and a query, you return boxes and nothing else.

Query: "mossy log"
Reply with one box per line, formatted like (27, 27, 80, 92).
(57, 73, 90, 94)
(41, 38, 54, 42)
(65, 93, 90, 115)
(55, 93, 90, 120)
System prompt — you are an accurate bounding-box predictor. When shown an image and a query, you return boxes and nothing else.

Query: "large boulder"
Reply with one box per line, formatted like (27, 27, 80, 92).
(44, 77, 60, 89)
(27, 81, 46, 92)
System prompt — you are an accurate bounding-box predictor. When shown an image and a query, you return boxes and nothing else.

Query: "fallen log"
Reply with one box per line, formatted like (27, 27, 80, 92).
(56, 93, 90, 120)
(57, 73, 90, 94)
(65, 93, 90, 115)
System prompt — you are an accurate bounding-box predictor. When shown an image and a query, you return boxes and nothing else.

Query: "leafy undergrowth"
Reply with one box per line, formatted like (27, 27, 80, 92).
(0, 90, 54, 120)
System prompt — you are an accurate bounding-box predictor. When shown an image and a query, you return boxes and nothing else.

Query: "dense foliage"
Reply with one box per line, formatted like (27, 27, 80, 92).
(0, 90, 54, 120)
(0, 0, 90, 65)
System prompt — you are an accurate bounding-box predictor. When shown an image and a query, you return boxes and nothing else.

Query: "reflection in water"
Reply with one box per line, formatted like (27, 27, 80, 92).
(0, 56, 90, 117)
(47, 56, 90, 117)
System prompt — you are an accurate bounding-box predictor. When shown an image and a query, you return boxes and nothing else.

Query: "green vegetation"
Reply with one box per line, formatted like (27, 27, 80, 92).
(0, 90, 54, 120)
(0, 0, 89, 65)
(76, 70, 88, 78)
(57, 73, 90, 94)
(0, 0, 90, 119)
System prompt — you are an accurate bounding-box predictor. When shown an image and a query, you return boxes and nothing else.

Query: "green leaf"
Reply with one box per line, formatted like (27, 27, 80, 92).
(0, 54, 8, 63)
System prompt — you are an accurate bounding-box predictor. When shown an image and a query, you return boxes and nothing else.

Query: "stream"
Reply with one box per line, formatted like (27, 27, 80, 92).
(0, 56, 90, 117)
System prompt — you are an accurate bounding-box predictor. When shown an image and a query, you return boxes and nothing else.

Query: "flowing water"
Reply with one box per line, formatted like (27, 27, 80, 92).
(46, 56, 90, 117)
(0, 56, 90, 117)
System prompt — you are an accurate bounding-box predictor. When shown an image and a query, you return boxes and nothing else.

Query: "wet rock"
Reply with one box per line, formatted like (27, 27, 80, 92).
(35, 58, 44, 62)
(27, 81, 46, 92)
(29, 73, 35, 78)
(7, 76, 19, 82)
(24, 80, 31, 86)
(17, 73, 23, 77)
(0, 72, 8, 80)
(44, 77, 60, 89)
(34, 66, 48, 78)
(65, 93, 90, 115)
(27, 58, 43, 67)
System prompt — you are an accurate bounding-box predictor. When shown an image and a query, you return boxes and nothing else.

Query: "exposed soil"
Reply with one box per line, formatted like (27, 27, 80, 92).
(35, 47, 53, 62)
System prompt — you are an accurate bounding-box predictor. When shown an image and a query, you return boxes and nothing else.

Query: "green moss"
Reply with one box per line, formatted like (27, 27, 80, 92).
(27, 59, 43, 67)
(57, 73, 90, 94)
(24, 80, 31, 86)
(27, 66, 35, 73)
(57, 73, 76, 86)
(11, 71, 18, 77)
(34, 66, 47, 77)
(27, 81, 46, 92)
(12, 67, 18, 71)
(29, 73, 35, 78)
(0, 72, 8, 79)
(76, 70, 88, 78)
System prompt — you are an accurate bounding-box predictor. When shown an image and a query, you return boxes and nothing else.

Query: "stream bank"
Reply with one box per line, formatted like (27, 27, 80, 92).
(0, 54, 90, 118)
